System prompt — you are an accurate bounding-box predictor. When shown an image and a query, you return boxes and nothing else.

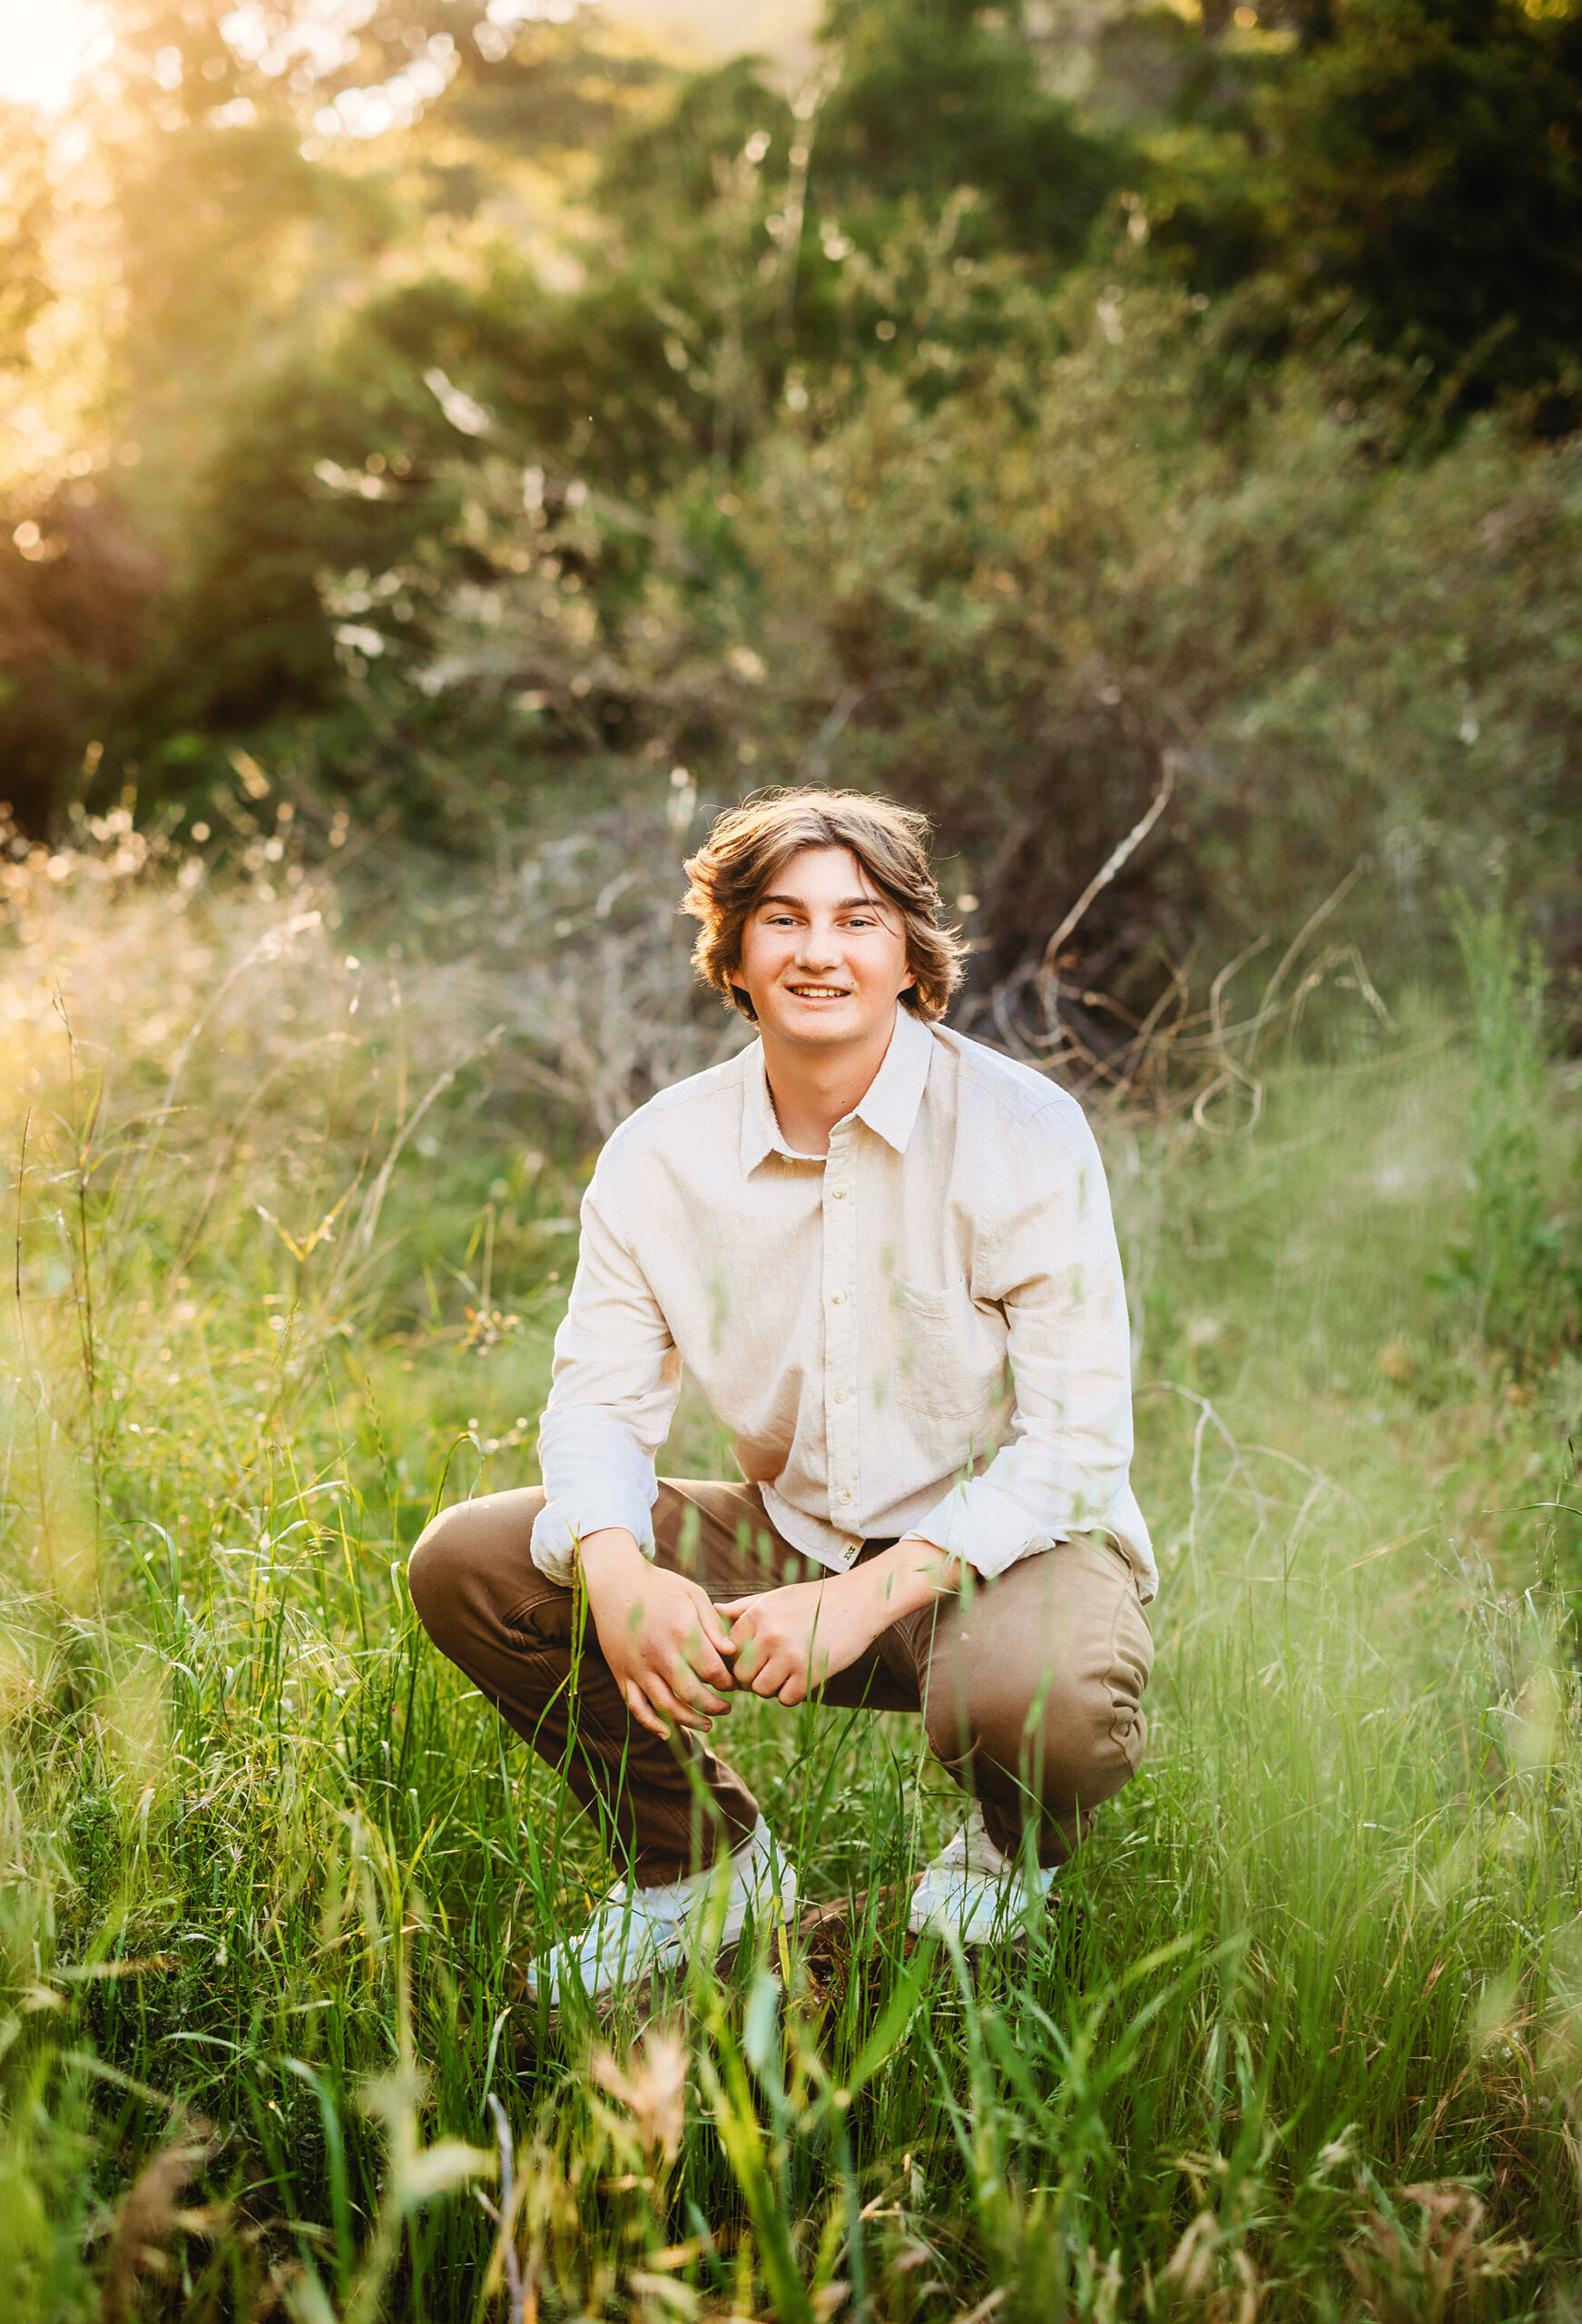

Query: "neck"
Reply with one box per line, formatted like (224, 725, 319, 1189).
(761, 1006, 899, 1157)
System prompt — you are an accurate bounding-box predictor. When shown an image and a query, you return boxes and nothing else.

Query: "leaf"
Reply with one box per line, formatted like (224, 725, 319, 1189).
(395, 2139, 496, 2204)
(844, 1946, 933, 2102)
(280, 2267, 340, 2324)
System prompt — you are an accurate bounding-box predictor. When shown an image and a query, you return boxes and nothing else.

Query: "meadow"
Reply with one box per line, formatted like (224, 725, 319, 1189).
(2, 819, 1580, 2321)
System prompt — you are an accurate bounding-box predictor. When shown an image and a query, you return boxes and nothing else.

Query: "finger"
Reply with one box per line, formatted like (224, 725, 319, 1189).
(750, 1649, 795, 1699)
(681, 1626, 736, 1692)
(645, 1673, 712, 1732)
(777, 1642, 830, 1704)
(623, 1679, 672, 1741)
(732, 1631, 766, 1687)
(691, 1594, 739, 1659)
(714, 1596, 759, 1622)
(669, 1661, 732, 1717)
(756, 1639, 826, 1701)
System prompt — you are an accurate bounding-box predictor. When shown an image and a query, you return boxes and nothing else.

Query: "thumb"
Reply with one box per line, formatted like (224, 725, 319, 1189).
(693, 1589, 739, 1654)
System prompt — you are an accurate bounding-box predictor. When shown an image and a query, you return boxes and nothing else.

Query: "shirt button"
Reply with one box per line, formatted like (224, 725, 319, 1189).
(830, 1185, 847, 1199)
(838, 1489, 852, 1503)
(834, 1389, 846, 1403)
(830, 1289, 844, 1305)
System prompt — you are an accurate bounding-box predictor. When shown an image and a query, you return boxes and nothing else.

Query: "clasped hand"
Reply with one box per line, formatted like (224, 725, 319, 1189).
(575, 1529, 881, 1735)
(578, 1529, 954, 1739)
(716, 1574, 876, 1708)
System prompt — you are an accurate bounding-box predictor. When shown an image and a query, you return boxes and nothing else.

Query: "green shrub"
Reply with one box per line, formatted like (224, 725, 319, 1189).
(1440, 894, 1580, 1372)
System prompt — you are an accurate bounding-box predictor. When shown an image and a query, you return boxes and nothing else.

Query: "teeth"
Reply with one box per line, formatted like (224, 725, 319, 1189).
(791, 987, 846, 998)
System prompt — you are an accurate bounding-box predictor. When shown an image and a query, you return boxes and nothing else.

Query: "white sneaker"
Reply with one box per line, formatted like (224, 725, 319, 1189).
(907, 1806, 1056, 1943)
(526, 1819, 798, 2008)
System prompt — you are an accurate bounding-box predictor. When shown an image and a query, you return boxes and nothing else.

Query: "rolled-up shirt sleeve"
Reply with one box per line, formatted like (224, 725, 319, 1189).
(908, 1099, 1150, 1588)
(531, 1160, 683, 1587)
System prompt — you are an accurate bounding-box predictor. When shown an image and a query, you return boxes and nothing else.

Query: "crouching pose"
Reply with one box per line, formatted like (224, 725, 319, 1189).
(409, 789, 1156, 2003)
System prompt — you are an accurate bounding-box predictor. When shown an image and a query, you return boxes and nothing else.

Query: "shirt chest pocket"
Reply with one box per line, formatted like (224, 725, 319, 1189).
(886, 1276, 1003, 1428)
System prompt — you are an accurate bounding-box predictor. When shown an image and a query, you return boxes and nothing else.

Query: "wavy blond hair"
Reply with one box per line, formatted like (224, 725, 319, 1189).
(681, 788, 967, 1022)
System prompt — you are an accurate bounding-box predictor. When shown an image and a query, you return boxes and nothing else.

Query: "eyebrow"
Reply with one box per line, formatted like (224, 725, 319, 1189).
(756, 892, 885, 911)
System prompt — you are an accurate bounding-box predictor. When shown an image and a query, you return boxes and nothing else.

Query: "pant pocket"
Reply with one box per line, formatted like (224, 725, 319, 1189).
(510, 1587, 577, 1646)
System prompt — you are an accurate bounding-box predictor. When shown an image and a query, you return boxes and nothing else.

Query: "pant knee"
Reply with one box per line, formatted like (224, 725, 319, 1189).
(1035, 1681, 1145, 1811)
(1035, 1654, 1148, 1797)
(408, 1502, 486, 1648)
(925, 1660, 1144, 1817)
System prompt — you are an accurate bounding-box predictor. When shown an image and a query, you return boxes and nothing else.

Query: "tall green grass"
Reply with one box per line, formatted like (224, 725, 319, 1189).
(2, 852, 1579, 2319)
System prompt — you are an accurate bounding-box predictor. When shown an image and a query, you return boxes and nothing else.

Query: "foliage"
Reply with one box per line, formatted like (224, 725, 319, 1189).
(0, 0, 1577, 1011)
(0, 103, 56, 371)
(1439, 895, 1581, 1372)
(378, 241, 1581, 1022)
(812, 0, 1127, 261)
(1146, 0, 1582, 413)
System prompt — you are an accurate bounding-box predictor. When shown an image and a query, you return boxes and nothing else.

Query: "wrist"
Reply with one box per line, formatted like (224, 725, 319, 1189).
(859, 1534, 958, 1623)
(575, 1527, 648, 1592)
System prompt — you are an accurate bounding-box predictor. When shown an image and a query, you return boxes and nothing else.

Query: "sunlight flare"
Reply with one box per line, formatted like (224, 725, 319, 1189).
(0, 0, 93, 111)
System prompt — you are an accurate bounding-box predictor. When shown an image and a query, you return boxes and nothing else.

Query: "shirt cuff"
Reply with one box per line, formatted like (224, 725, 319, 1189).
(909, 1460, 1126, 1582)
(529, 1491, 658, 1589)
(908, 1489, 1052, 1581)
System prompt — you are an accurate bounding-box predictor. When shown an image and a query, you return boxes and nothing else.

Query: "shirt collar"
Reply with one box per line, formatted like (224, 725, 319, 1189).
(739, 1006, 935, 1177)
(853, 1003, 934, 1154)
(740, 1042, 785, 1176)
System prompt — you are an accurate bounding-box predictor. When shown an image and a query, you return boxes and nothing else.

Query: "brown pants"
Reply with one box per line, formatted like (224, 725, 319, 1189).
(408, 1479, 1154, 1885)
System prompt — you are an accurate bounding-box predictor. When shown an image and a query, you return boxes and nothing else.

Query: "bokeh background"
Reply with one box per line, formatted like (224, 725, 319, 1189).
(3, 0, 1580, 1038)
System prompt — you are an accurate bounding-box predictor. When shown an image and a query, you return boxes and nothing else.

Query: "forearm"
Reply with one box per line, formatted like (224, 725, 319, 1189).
(532, 1185, 682, 1586)
(843, 1533, 962, 1630)
(575, 1525, 654, 1637)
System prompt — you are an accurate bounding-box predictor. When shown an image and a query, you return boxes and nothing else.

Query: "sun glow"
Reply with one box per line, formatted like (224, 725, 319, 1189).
(0, 0, 94, 112)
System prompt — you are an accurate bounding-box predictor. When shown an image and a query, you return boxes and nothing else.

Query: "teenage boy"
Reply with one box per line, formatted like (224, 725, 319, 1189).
(409, 790, 1155, 2003)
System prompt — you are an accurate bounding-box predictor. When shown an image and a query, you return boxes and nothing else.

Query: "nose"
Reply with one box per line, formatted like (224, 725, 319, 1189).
(793, 920, 842, 972)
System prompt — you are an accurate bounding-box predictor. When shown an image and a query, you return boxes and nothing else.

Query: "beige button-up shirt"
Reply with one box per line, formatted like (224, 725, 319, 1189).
(531, 1005, 1155, 1598)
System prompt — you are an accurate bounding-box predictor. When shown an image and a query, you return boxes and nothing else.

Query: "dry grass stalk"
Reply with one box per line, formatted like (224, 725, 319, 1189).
(1341, 2181, 1528, 2320)
(97, 2117, 221, 2324)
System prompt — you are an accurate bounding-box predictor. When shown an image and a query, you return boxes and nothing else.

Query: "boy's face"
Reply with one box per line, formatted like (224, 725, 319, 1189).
(732, 843, 916, 1053)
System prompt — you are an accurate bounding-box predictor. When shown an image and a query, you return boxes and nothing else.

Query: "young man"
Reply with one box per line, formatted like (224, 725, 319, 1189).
(408, 791, 1155, 2004)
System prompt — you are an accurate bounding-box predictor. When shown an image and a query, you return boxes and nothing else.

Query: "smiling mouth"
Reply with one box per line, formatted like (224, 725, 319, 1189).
(786, 984, 851, 1000)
